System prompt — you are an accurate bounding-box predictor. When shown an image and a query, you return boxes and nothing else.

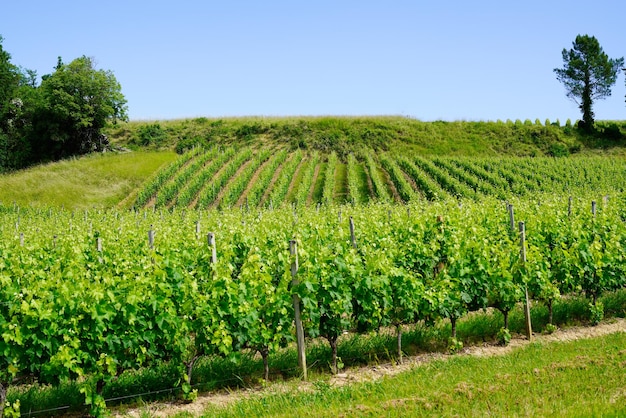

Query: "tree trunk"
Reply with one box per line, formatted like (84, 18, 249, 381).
(503, 309, 509, 330)
(186, 354, 201, 385)
(581, 77, 594, 130)
(396, 324, 403, 365)
(0, 381, 7, 418)
(548, 299, 554, 325)
(260, 347, 270, 382)
(96, 378, 105, 395)
(328, 336, 339, 374)
(450, 316, 457, 339)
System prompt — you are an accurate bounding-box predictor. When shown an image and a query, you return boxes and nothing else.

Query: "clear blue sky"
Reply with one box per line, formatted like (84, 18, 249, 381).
(2, 0, 625, 121)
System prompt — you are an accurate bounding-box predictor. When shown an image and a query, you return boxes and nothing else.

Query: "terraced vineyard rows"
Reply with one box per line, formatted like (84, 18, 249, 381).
(133, 148, 626, 210)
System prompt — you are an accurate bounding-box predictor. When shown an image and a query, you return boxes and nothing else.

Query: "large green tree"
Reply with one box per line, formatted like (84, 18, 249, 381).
(0, 36, 20, 123)
(0, 35, 37, 170)
(35, 56, 127, 158)
(553, 35, 623, 131)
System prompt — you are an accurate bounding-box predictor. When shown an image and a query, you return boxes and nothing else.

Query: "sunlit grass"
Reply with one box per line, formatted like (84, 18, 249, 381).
(0, 151, 176, 209)
(201, 332, 626, 417)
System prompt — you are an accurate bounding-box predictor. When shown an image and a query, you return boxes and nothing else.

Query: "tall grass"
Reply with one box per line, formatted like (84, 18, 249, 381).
(0, 151, 176, 209)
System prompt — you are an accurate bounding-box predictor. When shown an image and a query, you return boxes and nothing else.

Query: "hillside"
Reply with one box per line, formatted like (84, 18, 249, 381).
(105, 116, 626, 157)
(1, 117, 625, 210)
(0, 151, 176, 209)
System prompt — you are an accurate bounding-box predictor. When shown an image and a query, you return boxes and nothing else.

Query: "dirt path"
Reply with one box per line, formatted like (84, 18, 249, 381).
(112, 318, 625, 417)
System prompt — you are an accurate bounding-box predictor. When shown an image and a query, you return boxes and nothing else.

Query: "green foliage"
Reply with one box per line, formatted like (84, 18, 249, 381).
(0, 37, 39, 171)
(447, 337, 463, 353)
(35, 56, 127, 158)
(134, 123, 168, 147)
(105, 116, 623, 159)
(496, 327, 511, 346)
(543, 323, 558, 334)
(1, 40, 129, 171)
(588, 301, 604, 325)
(2, 399, 20, 418)
(554, 34, 624, 130)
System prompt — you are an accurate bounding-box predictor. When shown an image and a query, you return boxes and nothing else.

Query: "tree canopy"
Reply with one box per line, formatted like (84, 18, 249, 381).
(36, 56, 128, 157)
(0, 36, 127, 171)
(553, 34, 624, 131)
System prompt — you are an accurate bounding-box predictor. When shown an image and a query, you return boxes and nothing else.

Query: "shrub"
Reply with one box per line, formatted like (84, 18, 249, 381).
(135, 123, 168, 147)
(601, 123, 623, 140)
(589, 302, 604, 326)
(547, 142, 570, 157)
(175, 136, 206, 154)
(497, 327, 511, 346)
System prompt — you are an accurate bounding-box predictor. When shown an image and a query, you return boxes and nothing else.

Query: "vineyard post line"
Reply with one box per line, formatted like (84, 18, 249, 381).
(592, 200, 596, 218)
(207, 232, 217, 265)
(519, 221, 533, 341)
(289, 239, 307, 381)
(507, 203, 515, 233)
(349, 217, 357, 250)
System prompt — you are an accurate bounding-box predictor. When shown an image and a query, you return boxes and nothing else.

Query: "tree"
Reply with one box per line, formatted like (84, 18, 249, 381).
(36, 56, 127, 158)
(0, 36, 20, 123)
(0, 35, 38, 171)
(554, 35, 624, 131)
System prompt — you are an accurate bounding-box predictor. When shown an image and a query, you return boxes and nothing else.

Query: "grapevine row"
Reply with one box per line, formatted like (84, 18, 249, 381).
(134, 147, 200, 207)
(195, 148, 253, 208)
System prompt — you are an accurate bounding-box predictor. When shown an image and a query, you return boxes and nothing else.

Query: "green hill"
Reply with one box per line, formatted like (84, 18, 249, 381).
(105, 116, 626, 157)
(1, 116, 625, 209)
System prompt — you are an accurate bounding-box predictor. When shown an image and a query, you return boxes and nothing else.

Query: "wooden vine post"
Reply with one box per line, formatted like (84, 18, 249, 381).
(568, 196, 572, 217)
(507, 203, 515, 233)
(289, 239, 307, 380)
(349, 217, 357, 250)
(207, 232, 217, 265)
(148, 225, 155, 249)
(96, 236, 103, 264)
(519, 221, 533, 341)
(591, 200, 597, 218)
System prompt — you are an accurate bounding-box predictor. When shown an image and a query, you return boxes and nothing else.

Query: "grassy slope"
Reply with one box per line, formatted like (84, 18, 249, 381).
(105, 116, 626, 157)
(2, 117, 625, 209)
(0, 151, 176, 209)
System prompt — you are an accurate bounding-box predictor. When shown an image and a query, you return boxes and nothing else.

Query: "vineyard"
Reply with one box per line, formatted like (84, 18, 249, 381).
(1, 192, 626, 415)
(129, 147, 626, 210)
